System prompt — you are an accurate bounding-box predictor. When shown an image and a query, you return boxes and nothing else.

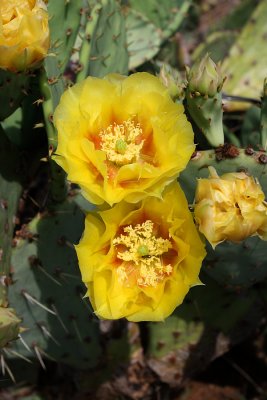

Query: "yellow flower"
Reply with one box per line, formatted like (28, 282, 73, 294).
(0, 0, 49, 72)
(54, 73, 195, 206)
(75, 182, 206, 322)
(194, 167, 267, 248)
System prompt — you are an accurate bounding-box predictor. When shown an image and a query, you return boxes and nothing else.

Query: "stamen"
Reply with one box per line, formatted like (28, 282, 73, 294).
(113, 220, 173, 287)
(100, 119, 144, 165)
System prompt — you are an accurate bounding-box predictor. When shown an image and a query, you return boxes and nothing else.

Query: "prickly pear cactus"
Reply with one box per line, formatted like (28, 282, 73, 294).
(221, 0, 267, 111)
(7, 197, 102, 369)
(185, 54, 225, 147)
(146, 274, 265, 385)
(0, 70, 30, 121)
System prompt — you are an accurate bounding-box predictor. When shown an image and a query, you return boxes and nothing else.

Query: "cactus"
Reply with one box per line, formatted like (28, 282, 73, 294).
(0, 70, 31, 121)
(145, 273, 265, 385)
(6, 196, 102, 370)
(128, 0, 192, 40)
(46, 0, 82, 73)
(221, 0, 267, 111)
(76, 0, 128, 81)
(260, 78, 267, 150)
(185, 54, 225, 147)
(125, 8, 162, 70)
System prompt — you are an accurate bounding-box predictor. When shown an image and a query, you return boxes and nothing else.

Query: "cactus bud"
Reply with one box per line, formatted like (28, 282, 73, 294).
(194, 167, 267, 248)
(187, 54, 224, 97)
(159, 64, 185, 101)
(0, 307, 21, 348)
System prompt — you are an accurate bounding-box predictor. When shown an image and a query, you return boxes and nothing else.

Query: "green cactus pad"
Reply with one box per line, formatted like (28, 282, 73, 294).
(77, 0, 128, 81)
(7, 198, 102, 369)
(47, 0, 82, 73)
(221, 0, 267, 111)
(0, 70, 30, 122)
(128, 0, 192, 39)
(146, 274, 264, 385)
(125, 8, 162, 70)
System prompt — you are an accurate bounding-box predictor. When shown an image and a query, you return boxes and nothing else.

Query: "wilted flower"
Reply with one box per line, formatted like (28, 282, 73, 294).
(0, 0, 50, 72)
(75, 182, 206, 322)
(194, 167, 267, 248)
(54, 72, 195, 206)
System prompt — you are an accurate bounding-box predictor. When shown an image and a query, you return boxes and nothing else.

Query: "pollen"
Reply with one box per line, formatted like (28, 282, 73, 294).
(100, 119, 144, 165)
(113, 220, 173, 287)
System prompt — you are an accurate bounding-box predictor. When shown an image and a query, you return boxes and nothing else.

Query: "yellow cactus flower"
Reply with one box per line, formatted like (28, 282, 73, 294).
(54, 72, 195, 206)
(0, 0, 49, 72)
(75, 182, 206, 322)
(194, 167, 267, 248)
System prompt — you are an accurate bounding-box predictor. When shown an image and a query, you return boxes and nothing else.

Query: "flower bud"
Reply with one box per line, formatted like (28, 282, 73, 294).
(0, 307, 21, 348)
(187, 54, 225, 97)
(159, 64, 185, 100)
(0, 0, 50, 72)
(194, 167, 267, 248)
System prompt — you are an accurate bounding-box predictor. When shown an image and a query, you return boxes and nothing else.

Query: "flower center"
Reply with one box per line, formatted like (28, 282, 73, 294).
(113, 220, 173, 287)
(100, 120, 144, 165)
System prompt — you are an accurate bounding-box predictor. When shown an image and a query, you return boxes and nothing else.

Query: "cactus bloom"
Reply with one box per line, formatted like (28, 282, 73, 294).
(75, 182, 206, 322)
(54, 72, 195, 206)
(194, 167, 267, 248)
(0, 0, 49, 72)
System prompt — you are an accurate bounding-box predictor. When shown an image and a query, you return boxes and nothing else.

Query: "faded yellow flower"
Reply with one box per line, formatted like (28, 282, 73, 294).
(194, 167, 267, 248)
(75, 182, 206, 322)
(0, 0, 49, 72)
(54, 73, 195, 206)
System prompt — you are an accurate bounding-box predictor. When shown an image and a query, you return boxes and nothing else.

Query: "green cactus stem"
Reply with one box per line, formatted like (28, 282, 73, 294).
(185, 54, 226, 147)
(260, 78, 267, 150)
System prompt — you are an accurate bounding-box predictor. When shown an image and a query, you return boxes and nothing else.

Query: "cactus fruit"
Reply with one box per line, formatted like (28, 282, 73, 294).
(185, 54, 225, 147)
